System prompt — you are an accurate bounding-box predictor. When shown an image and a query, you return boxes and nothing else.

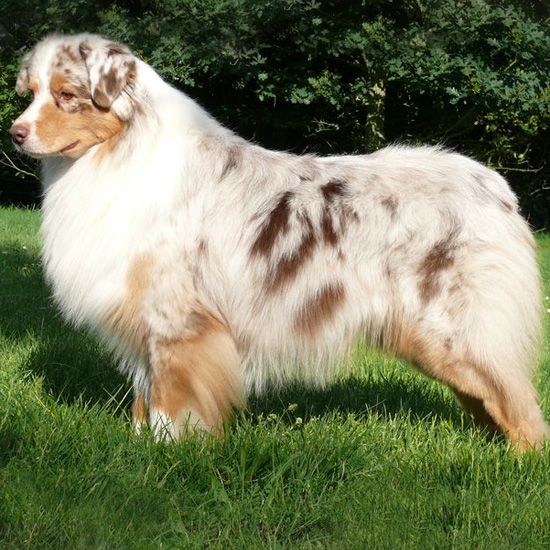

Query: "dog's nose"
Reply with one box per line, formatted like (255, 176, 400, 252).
(10, 123, 30, 144)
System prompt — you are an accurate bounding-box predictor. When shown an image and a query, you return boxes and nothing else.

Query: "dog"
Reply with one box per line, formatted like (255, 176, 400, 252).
(10, 33, 549, 449)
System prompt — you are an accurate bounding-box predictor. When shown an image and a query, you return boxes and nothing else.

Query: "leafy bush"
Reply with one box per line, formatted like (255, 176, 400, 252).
(0, 0, 548, 225)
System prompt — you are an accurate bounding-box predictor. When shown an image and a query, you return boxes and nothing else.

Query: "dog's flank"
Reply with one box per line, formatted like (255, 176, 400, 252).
(11, 33, 548, 449)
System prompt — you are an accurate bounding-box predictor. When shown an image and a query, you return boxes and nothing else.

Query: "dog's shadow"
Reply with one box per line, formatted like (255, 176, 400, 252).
(248, 373, 461, 428)
(1, 246, 462, 429)
(1, 246, 126, 408)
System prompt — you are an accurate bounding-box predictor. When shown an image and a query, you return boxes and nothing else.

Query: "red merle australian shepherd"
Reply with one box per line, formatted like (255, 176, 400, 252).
(10, 33, 549, 450)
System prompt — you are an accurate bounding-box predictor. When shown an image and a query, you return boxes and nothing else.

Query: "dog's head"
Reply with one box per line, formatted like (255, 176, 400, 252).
(10, 34, 137, 159)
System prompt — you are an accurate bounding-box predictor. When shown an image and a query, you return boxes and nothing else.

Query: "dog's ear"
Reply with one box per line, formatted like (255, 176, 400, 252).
(15, 52, 32, 95)
(79, 40, 136, 109)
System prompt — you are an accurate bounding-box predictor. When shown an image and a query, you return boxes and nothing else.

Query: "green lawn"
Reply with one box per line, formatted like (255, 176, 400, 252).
(1, 206, 549, 549)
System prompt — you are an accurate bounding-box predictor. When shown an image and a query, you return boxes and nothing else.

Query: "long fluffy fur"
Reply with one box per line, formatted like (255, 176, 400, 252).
(12, 33, 549, 448)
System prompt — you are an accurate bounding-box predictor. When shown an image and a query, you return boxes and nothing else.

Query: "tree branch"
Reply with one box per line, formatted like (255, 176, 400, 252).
(0, 151, 39, 180)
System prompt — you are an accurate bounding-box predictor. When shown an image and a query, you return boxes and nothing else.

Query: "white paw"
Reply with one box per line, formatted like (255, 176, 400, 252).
(149, 410, 177, 441)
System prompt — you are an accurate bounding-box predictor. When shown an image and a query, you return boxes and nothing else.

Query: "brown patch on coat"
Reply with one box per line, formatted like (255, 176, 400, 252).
(150, 310, 244, 435)
(295, 283, 345, 338)
(92, 88, 110, 109)
(337, 204, 360, 233)
(104, 66, 120, 96)
(123, 58, 137, 80)
(132, 392, 148, 428)
(381, 196, 399, 218)
(320, 179, 357, 244)
(107, 42, 129, 56)
(220, 145, 241, 179)
(321, 179, 347, 202)
(78, 41, 91, 59)
(61, 44, 80, 64)
(378, 309, 459, 370)
(35, 72, 125, 158)
(197, 239, 208, 256)
(251, 192, 294, 257)
(104, 255, 152, 354)
(346, 206, 360, 223)
(417, 232, 457, 303)
(54, 44, 81, 68)
(498, 198, 513, 213)
(266, 215, 317, 292)
(376, 309, 407, 357)
(321, 208, 338, 246)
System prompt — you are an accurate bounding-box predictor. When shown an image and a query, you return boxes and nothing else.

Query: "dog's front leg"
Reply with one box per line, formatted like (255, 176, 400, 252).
(147, 310, 245, 441)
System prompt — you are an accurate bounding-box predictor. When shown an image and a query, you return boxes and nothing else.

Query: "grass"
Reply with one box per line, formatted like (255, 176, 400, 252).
(0, 205, 549, 549)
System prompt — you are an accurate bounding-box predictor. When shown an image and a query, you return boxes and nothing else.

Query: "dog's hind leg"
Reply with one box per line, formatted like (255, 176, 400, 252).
(444, 358, 548, 450)
(452, 389, 498, 434)
(447, 360, 547, 450)
(394, 224, 549, 450)
(396, 320, 549, 451)
(147, 310, 245, 440)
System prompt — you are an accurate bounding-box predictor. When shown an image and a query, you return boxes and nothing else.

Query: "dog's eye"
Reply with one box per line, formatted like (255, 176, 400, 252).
(59, 91, 76, 101)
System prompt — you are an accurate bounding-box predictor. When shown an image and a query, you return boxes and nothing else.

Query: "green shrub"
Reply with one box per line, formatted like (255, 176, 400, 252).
(0, 1, 548, 225)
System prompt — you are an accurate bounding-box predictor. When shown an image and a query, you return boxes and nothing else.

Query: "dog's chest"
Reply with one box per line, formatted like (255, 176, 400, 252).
(40, 175, 146, 327)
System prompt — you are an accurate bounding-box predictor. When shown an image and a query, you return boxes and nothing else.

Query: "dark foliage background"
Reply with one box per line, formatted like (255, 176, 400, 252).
(0, 0, 548, 226)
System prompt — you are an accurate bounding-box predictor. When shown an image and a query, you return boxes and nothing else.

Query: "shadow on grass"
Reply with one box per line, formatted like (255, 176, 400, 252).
(248, 375, 462, 427)
(1, 247, 463, 427)
(0, 247, 126, 408)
